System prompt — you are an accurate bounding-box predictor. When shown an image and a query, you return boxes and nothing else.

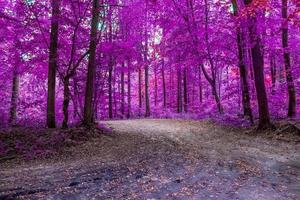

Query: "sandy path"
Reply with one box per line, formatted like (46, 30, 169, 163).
(104, 119, 299, 162)
(0, 119, 299, 200)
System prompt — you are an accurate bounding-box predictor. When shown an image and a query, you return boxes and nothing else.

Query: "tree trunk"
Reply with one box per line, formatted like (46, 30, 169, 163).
(232, 0, 253, 124)
(83, 0, 99, 126)
(282, 0, 296, 117)
(212, 85, 222, 114)
(245, 0, 273, 129)
(183, 68, 188, 112)
(177, 67, 182, 113)
(47, 0, 61, 128)
(127, 60, 131, 119)
(138, 68, 142, 109)
(108, 58, 113, 119)
(145, 64, 150, 117)
(121, 64, 125, 117)
(162, 61, 166, 107)
(270, 55, 276, 93)
(198, 66, 202, 103)
(154, 65, 158, 106)
(9, 65, 19, 125)
(62, 77, 70, 129)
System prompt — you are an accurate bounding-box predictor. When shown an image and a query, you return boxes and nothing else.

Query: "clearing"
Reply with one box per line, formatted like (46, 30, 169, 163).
(0, 119, 299, 199)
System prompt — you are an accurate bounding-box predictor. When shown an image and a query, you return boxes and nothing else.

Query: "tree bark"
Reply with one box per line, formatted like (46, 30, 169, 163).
(108, 58, 113, 119)
(282, 0, 296, 117)
(154, 65, 158, 106)
(127, 60, 131, 119)
(183, 68, 188, 112)
(145, 64, 150, 117)
(177, 67, 182, 113)
(144, 0, 150, 117)
(244, 0, 273, 129)
(47, 0, 60, 128)
(121, 64, 125, 117)
(270, 55, 276, 93)
(138, 68, 142, 109)
(62, 77, 70, 129)
(232, 0, 253, 124)
(9, 64, 19, 125)
(83, 0, 99, 125)
(198, 66, 202, 103)
(162, 61, 167, 107)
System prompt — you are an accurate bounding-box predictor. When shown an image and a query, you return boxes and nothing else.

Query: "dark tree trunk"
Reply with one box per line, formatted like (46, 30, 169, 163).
(282, 0, 296, 117)
(183, 68, 188, 112)
(121, 64, 125, 117)
(212, 85, 222, 114)
(127, 60, 131, 118)
(154, 65, 158, 106)
(244, 0, 273, 130)
(198, 66, 202, 103)
(162, 61, 167, 107)
(232, 0, 253, 124)
(270, 55, 276, 93)
(108, 59, 113, 119)
(62, 77, 70, 129)
(138, 68, 142, 109)
(177, 67, 182, 113)
(9, 65, 19, 125)
(144, 0, 150, 117)
(47, 0, 61, 128)
(83, 0, 99, 125)
(145, 64, 150, 117)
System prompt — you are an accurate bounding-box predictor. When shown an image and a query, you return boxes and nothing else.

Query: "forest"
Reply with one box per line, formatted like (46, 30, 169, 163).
(0, 0, 300, 199)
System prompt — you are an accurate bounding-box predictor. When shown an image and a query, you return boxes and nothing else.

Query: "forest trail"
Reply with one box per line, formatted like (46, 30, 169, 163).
(1, 119, 300, 200)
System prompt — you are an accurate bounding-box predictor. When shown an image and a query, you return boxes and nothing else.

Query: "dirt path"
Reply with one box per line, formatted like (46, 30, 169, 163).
(0, 119, 299, 200)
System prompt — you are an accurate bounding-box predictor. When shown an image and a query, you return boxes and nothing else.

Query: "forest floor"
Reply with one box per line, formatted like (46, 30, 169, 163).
(0, 119, 300, 200)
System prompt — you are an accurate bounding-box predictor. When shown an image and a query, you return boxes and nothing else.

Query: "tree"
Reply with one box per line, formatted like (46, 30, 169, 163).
(244, 0, 273, 130)
(9, 39, 20, 125)
(232, 0, 253, 124)
(83, 0, 99, 125)
(282, 0, 296, 117)
(47, 0, 61, 128)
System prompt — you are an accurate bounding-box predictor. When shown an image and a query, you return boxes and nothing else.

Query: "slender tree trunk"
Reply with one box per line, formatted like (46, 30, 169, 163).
(162, 61, 166, 107)
(47, 0, 61, 128)
(138, 68, 142, 109)
(270, 55, 276, 93)
(121, 64, 125, 117)
(232, 0, 253, 124)
(83, 0, 99, 125)
(245, 0, 273, 130)
(144, 0, 150, 117)
(108, 58, 113, 119)
(198, 66, 202, 103)
(154, 65, 158, 106)
(62, 77, 70, 129)
(177, 67, 182, 113)
(212, 85, 222, 114)
(127, 60, 131, 118)
(282, 0, 296, 117)
(145, 64, 150, 117)
(183, 68, 188, 112)
(169, 65, 172, 107)
(9, 65, 19, 125)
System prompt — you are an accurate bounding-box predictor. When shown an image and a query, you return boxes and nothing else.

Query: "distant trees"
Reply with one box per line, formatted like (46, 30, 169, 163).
(0, 0, 299, 129)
